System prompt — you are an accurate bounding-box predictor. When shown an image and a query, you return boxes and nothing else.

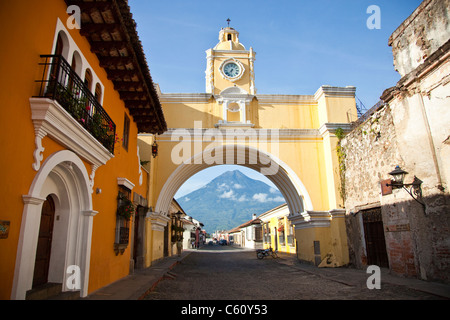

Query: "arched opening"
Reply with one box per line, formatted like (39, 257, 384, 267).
(54, 30, 70, 61)
(94, 83, 102, 103)
(12, 151, 95, 300)
(70, 50, 82, 77)
(155, 144, 313, 223)
(175, 165, 285, 232)
(84, 68, 92, 92)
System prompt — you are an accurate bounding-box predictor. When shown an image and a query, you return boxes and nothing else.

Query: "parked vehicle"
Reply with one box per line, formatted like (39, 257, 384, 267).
(256, 247, 278, 259)
(219, 239, 227, 246)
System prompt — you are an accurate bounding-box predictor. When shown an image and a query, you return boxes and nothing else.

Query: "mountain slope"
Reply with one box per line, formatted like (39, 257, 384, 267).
(176, 170, 285, 233)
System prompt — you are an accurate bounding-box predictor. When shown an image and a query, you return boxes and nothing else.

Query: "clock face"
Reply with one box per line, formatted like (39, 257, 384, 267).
(223, 62, 240, 78)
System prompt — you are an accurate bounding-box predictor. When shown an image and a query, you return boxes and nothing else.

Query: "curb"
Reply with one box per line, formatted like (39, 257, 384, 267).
(137, 259, 182, 300)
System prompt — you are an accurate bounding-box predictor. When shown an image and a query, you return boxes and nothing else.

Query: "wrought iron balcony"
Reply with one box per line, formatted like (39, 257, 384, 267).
(35, 55, 116, 154)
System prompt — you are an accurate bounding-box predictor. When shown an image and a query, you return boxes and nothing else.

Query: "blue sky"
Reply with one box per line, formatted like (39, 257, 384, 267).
(128, 0, 422, 197)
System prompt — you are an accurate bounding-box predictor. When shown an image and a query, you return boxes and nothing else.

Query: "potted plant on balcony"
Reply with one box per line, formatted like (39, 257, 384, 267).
(117, 196, 135, 221)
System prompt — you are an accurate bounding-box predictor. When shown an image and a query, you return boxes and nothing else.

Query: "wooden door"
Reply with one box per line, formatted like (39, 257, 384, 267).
(363, 208, 389, 268)
(163, 225, 169, 257)
(274, 227, 278, 251)
(33, 196, 55, 287)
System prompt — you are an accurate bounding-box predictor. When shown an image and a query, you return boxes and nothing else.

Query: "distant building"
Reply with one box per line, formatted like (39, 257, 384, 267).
(259, 204, 296, 255)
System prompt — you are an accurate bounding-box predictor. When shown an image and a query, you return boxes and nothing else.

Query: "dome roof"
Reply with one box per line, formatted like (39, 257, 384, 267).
(213, 27, 246, 51)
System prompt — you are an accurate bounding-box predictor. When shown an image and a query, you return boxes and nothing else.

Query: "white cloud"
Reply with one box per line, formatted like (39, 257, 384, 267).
(253, 193, 268, 202)
(269, 188, 277, 194)
(234, 183, 243, 189)
(238, 195, 248, 202)
(272, 196, 285, 202)
(252, 193, 284, 203)
(184, 197, 190, 202)
(220, 190, 235, 199)
(217, 183, 229, 192)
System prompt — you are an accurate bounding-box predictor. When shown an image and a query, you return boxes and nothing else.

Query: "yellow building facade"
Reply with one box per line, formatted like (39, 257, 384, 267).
(141, 27, 357, 267)
(260, 204, 296, 255)
(0, 0, 166, 299)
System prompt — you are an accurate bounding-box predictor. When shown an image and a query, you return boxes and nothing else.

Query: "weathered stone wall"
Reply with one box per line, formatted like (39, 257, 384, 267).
(341, 106, 402, 211)
(342, 103, 450, 283)
(342, 0, 450, 284)
(389, 0, 450, 77)
(341, 105, 403, 270)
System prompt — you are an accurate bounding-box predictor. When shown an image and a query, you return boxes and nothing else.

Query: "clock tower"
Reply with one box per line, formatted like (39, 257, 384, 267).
(206, 25, 256, 125)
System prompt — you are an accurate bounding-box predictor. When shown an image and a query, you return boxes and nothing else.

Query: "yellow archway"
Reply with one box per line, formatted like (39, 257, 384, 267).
(155, 144, 313, 218)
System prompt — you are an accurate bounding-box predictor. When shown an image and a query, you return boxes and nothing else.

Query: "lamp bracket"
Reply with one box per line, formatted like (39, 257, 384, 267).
(387, 176, 425, 209)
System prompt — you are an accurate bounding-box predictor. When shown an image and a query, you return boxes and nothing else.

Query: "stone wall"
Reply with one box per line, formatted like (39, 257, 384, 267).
(389, 0, 450, 77)
(341, 105, 402, 211)
(342, 103, 450, 283)
(341, 0, 450, 284)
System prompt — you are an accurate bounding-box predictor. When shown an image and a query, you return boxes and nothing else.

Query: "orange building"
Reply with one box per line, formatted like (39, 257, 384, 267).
(0, 0, 166, 299)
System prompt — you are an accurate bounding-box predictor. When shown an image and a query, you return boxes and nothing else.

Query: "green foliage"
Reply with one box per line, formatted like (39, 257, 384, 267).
(335, 127, 345, 140)
(117, 196, 135, 220)
(335, 128, 346, 204)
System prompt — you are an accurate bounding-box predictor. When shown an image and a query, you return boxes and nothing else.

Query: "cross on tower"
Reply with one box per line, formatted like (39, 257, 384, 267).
(227, 18, 231, 27)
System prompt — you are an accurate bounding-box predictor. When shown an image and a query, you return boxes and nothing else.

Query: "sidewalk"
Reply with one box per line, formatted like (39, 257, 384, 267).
(275, 252, 450, 299)
(82, 250, 192, 300)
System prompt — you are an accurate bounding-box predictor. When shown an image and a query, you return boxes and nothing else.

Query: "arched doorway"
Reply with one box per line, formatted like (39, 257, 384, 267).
(12, 150, 95, 300)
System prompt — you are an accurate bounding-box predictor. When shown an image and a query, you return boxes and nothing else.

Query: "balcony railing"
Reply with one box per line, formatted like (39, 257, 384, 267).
(35, 55, 116, 154)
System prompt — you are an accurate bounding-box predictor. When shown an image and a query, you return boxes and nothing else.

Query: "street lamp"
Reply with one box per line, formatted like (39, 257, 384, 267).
(151, 136, 158, 158)
(387, 165, 425, 208)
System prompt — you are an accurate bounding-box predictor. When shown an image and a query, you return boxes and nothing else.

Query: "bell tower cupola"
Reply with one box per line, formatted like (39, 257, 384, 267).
(205, 20, 256, 128)
(205, 21, 256, 96)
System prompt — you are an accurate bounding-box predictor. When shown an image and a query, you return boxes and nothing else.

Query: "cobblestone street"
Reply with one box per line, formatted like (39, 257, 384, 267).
(144, 245, 446, 300)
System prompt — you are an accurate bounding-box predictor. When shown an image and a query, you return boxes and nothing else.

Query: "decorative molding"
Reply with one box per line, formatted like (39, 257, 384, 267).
(210, 51, 250, 55)
(32, 129, 47, 171)
(82, 210, 99, 217)
(219, 58, 245, 82)
(137, 146, 143, 186)
(289, 209, 347, 229)
(159, 93, 212, 104)
(15, 150, 93, 300)
(314, 85, 356, 100)
(214, 122, 255, 129)
(319, 123, 353, 137)
(157, 128, 320, 141)
(256, 94, 316, 105)
(89, 164, 99, 194)
(29, 98, 114, 172)
(146, 211, 170, 232)
(117, 177, 135, 191)
(329, 209, 346, 219)
(289, 210, 332, 229)
(22, 195, 46, 206)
